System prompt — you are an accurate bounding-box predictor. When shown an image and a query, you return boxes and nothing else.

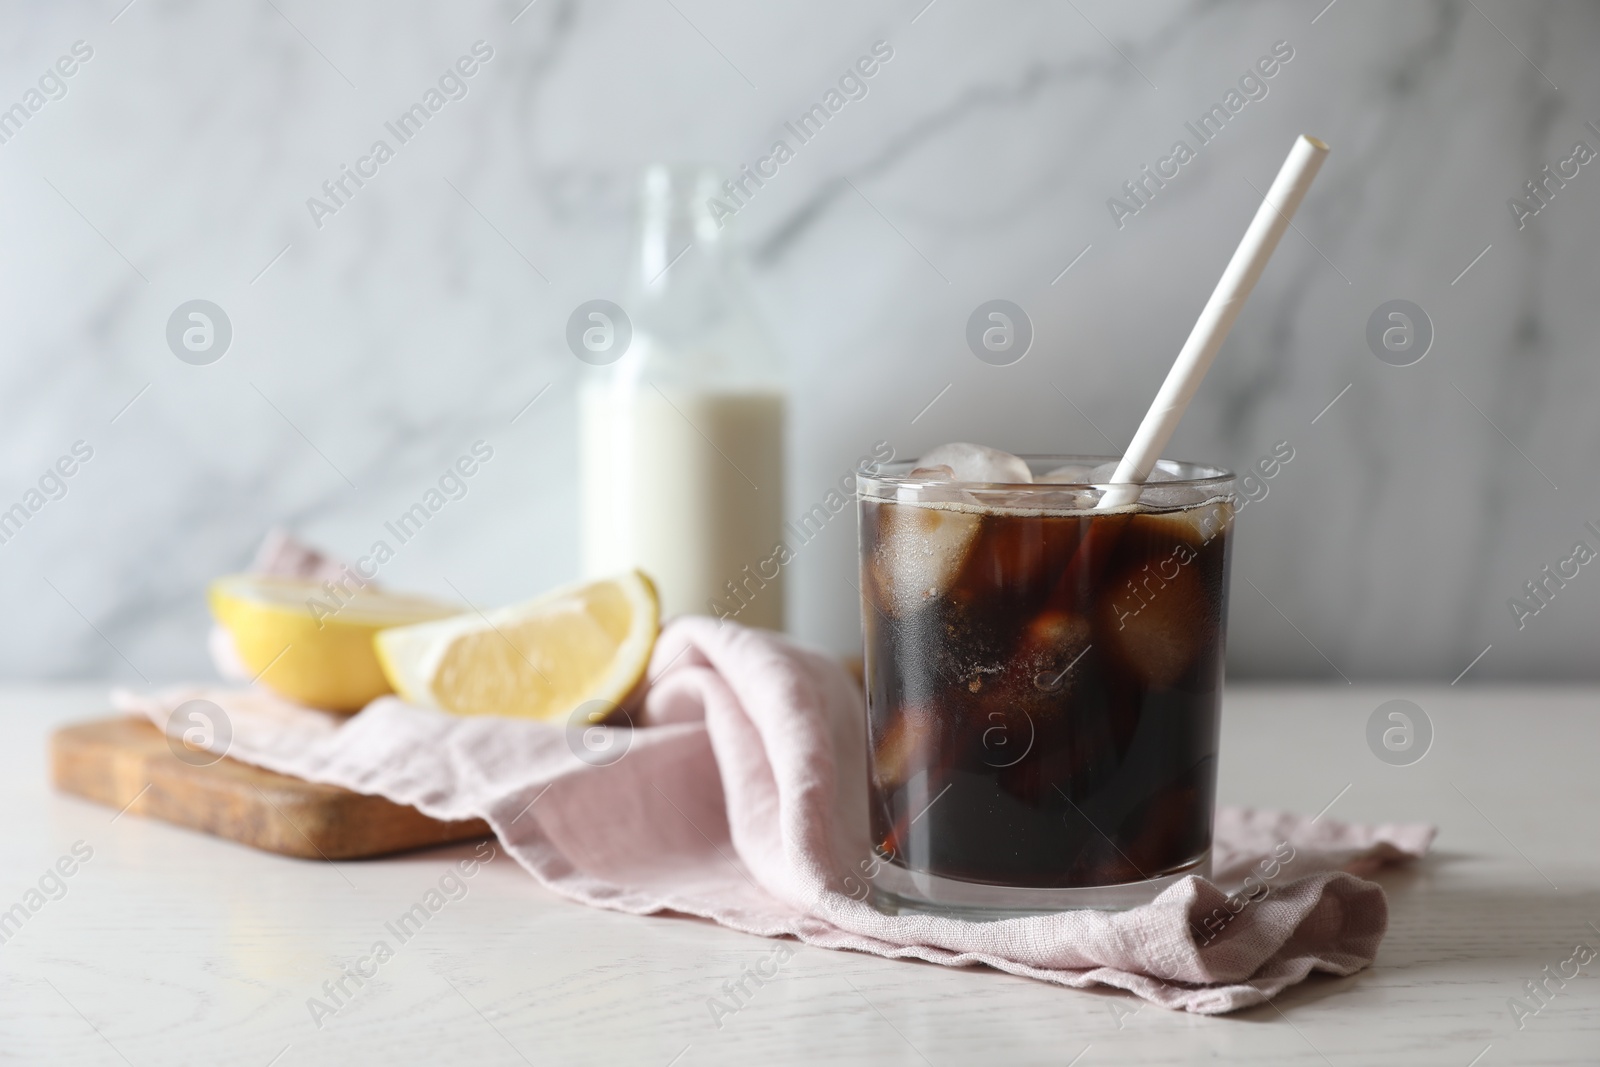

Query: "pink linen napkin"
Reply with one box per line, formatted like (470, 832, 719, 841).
(116, 618, 1433, 1015)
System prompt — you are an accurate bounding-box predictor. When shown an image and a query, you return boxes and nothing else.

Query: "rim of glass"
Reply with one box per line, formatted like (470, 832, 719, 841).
(857, 455, 1236, 493)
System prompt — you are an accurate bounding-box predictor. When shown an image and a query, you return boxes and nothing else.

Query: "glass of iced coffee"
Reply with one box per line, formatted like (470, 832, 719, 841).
(856, 452, 1236, 917)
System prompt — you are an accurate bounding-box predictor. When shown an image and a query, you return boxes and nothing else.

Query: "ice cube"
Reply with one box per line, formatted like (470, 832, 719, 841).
(1116, 778, 1208, 876)
(1098, 552, 1211, 689)
(897, 465, 958, 505)
(1080, 459, 1189, 487)
(1087, 459, 1123, 484)
(870, 703, 938, 792)
(916, 443, 1032, 485)
(868, 501, 981, 617)
(1037, 462, 1095, 485)
(1020, 610, 1094, 693)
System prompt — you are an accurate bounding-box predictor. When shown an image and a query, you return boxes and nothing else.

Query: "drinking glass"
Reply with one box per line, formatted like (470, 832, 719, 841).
(856, 456, 1236, 917)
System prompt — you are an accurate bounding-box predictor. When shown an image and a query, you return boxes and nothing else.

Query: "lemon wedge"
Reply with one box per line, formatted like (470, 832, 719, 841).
(374, 570, 659, 720)
(209, 575, 459, 712)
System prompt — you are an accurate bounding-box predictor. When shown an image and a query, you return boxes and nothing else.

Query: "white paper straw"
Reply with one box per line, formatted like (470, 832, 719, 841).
(1098, 134, 1329, 509)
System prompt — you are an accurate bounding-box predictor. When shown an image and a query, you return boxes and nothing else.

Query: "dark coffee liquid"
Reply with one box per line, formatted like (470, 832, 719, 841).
(860, 498, 1232, 888)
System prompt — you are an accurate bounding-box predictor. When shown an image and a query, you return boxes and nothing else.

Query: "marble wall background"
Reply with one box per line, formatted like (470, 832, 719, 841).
(2, 0, 1597, 684)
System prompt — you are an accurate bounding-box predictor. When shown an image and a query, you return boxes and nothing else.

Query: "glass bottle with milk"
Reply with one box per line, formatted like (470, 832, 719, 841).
(580, 166, 786, 629)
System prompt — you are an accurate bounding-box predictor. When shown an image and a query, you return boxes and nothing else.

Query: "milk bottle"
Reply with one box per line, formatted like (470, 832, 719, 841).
(580, 167, 786, 629)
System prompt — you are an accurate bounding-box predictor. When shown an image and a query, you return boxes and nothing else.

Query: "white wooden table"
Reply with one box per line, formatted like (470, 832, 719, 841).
(2, 683, 1596, 1065)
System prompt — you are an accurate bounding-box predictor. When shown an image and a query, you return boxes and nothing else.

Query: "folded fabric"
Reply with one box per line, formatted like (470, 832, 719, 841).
(117, 618, 1433, 1014)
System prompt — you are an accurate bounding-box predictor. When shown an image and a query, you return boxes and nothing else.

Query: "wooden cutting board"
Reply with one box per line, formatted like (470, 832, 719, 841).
(51, 716, 490, 860)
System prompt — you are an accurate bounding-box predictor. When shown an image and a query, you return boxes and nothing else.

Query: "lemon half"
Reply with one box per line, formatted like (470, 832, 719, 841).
(209, 575, 459, 712)
(374, 570, 659, 720)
